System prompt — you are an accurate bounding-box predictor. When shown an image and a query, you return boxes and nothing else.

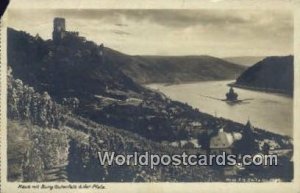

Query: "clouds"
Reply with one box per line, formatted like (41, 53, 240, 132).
(115, 23, 129, 27)
(112, 29, 131, 36)
(7, 9, 293, 57)
(47, 9, 292, 30)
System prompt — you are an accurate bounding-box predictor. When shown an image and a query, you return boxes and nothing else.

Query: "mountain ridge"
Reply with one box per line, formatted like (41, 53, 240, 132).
(104, 49, 246, 84)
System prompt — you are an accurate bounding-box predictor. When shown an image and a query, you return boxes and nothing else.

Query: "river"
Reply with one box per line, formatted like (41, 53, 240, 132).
(147, 80, 293, 137)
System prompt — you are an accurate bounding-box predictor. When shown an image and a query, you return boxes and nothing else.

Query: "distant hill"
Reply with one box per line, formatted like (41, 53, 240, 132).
(234, 56, 293, 96)
(106, 52, 246, 84)
(223, 56, 267, 66)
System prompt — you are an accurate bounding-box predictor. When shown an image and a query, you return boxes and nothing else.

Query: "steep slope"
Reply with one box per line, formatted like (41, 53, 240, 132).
(7, 71, 223, 182)
(234, 56, 293, 95)
(7, 73, 220, 182)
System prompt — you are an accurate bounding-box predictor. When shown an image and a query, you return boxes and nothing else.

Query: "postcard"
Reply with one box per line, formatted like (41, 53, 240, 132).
(1, 0, 299, 192)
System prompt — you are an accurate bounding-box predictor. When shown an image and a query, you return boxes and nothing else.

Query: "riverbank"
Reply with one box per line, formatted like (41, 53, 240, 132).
(228, 82, 293, 97)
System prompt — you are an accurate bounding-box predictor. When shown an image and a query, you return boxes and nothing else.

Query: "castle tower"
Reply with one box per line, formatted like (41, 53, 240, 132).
(52, 17, 66, 42)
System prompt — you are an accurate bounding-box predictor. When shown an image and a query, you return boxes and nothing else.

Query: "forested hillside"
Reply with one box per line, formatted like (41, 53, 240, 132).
(234, 56, 293, 95)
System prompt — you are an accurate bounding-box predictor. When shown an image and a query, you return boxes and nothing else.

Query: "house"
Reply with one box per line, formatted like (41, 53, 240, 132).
(209, 128, 242, 154)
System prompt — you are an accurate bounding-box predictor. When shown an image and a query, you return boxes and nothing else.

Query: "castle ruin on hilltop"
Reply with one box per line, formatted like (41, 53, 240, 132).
(52, 17, 82, 42)
(52, 17, 105, 60)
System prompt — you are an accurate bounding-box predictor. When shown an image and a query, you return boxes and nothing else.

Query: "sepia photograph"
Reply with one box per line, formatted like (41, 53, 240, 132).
(1, 0, 299, 192)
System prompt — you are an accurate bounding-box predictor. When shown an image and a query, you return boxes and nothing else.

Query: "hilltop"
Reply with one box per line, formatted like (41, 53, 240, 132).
(233, 56, 293, 96)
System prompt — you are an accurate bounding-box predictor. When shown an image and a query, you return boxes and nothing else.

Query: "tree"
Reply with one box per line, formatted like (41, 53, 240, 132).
(235, 121, 258, 154)
(198, 131, 210, 151)
(262, 143, 270, 154)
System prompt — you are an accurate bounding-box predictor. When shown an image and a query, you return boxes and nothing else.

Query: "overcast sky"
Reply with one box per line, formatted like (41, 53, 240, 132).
(7, 9, 293, 57)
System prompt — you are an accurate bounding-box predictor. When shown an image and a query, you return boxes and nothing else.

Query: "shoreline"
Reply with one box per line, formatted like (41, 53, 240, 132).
(146, 80, 293, 98)
(228, 82, 293, 97)
(142, 78, 239, 87)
